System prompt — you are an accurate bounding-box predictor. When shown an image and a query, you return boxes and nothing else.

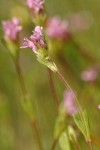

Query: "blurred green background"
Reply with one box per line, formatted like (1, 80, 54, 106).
(0, 0, 100, 150)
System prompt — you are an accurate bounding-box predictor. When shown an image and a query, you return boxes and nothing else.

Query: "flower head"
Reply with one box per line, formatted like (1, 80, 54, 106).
(21, 26, 58, 72)
(63, 90, 77, 116)
(26, 0, 45, 14)
(81, 68, 98, 82)
(2, 17, 22, 41)
(46, 17, 70, 40)
(21, 26, 47, 53)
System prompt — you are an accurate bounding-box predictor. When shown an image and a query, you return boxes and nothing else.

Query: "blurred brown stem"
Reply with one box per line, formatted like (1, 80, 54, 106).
(87, 140, 94, 150)
(31, 121, 44, 150)
(71, 135, 80, 150)
(48, 68, 59, 112)
(51, 139, 58, 150)
(14, 55, 43, 150)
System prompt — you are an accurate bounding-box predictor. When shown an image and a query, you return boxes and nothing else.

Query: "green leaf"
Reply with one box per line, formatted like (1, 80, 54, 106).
(21, 96, 35, 121)
(83, 110, 90, 141)
(73, 110, 91, 141)
(54, 106, 67, 139)
(59, 131, 71, 150)
(54, 116, 66, 140)
(74, 113, 87, 140)
(68, 126, 77, 143)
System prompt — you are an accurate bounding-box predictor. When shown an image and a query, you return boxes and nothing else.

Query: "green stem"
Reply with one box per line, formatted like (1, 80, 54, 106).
(14, 57, 28, 100)
(48, 68, 59, 112)
(56, 70, 94, 150)
(14, 56, 43, 150)
(56, 70, 84, 121)
(50, 69, 84, 150)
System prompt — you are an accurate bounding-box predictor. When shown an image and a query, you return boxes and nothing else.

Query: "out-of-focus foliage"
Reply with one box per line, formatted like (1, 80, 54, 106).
(0, 0, 100, 150)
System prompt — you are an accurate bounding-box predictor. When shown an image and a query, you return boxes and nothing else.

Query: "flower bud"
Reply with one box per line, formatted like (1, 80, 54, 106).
(21, 26, 58, 72)
(2, 17, 22, 42)
(2, 17, 22, 57)
(26, 0, 45, 15)
(81, 68, 98, 82)
(46, 17, 70, 41)
(21, 26, 47, 53)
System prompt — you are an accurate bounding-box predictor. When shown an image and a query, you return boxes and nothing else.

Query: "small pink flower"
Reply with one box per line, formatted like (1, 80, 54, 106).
(2, 17, 22, 41)
(26, 0, 45, 14)
(63, 90, 77, 116)
(21, 26, 47, 53)
(46, 17, 70, 40)
(81, 68, 98, 82)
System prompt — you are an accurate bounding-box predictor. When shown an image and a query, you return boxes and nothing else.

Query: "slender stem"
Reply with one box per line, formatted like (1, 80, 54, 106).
(56, 70, 84, 121)
(87, 140, 94, 150)
(50, 69, 84, 150)
(48, 68, 59, 111)
(71, 135, 80, 150)
(14, 57, 28, 101)
(14, 56, 43, 150)
(51, 139, 58, 150)
(56, 69, 94, 150)
(31, 121, 43, 150)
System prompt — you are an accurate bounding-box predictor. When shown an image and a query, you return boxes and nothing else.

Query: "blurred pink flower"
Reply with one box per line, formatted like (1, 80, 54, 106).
(2, 17, 22, 41)
(21, 26, 47, 53)
(69, 11, 93, 32)
(46, 17, 70, 40)
(63, 90, 77, 116)
(81, 68, 98, 82)
(98, 105, 100, 109)
(26, 0, 45, 14)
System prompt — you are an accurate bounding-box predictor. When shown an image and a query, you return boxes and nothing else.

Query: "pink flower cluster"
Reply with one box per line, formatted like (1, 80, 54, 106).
(21, 26, 47, 53)
(2, 17, 22, 41)
(81, 68, 98, 82)
(46, 17, 70, 40)
(63, 90, 77, 116)
(26, 0, 45, 14)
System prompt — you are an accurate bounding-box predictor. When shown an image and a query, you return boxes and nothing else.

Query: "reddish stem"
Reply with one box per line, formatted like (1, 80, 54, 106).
(48, 68, 59, 111)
